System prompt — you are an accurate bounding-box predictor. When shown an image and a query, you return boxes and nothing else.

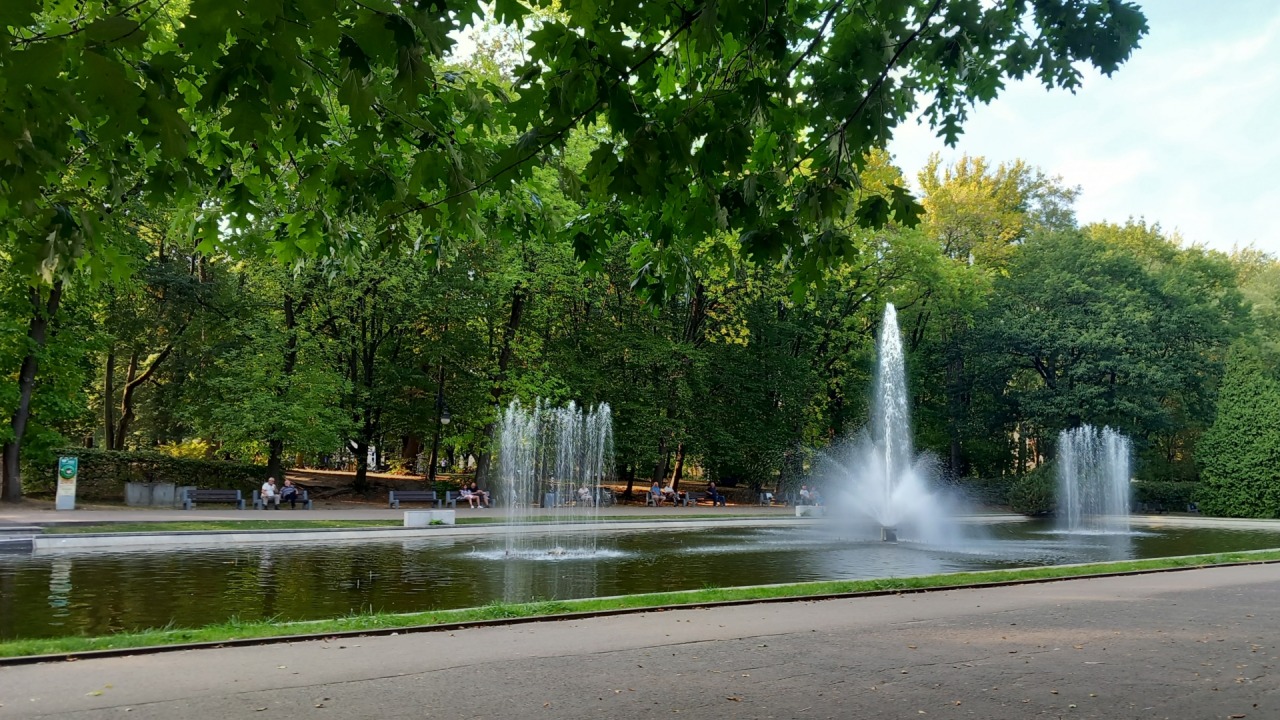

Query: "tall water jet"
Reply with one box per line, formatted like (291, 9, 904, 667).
(1057, 425, 1131, 533)
(495, 399, 614, 557)
(821, 304, 963, 545)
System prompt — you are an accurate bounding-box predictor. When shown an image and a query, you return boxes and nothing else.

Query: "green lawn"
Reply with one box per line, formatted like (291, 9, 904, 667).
(2, 549, 1277, 660)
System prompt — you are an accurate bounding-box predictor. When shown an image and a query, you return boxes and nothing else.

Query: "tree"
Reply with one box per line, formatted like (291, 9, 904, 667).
(1, 0, 1149, 500)
(980, 226, 1242, 477)
(1196, 346, 1280, 518)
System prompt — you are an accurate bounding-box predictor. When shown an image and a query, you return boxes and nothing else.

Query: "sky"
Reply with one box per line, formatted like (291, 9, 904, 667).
(887, 0, 1280, 255)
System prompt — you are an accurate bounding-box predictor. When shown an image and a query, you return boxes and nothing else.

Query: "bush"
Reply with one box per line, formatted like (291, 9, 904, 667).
(28, 448, 267, 501)
(1132, 481, 1199, 511)
(1007, 466, 1056, 516)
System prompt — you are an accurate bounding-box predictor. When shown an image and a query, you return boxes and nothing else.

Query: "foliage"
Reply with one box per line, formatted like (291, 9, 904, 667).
(1195, 347, 1280, 518)
(1007, 466, 1056, 516)
(29, 448, 266, 501)
(1131, 481, 1200, 511)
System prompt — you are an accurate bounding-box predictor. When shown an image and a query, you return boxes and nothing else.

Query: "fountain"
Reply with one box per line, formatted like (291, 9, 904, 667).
(1057, 425, 1131, 533)
(495, 399, 614, 558)
(821, 304, 963, 544)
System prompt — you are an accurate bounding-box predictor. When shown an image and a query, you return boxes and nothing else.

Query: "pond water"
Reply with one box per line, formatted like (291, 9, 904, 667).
(2, 520, 1277, 640)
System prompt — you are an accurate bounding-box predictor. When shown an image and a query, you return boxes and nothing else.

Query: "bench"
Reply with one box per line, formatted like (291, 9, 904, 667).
(254, 489, 312, 510)
(445, 490, 490, 509)
(183, 489, 245, 510)
(389, 490, 439, 509)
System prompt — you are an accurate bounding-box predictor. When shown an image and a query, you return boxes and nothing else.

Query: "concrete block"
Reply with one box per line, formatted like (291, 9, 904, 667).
(404, 510, 456, 527)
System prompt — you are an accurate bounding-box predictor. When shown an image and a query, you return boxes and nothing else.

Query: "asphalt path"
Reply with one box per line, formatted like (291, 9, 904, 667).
(2, 564, 1278, 719)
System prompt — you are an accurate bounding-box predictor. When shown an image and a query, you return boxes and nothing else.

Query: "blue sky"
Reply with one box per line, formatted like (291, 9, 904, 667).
(888, 0, 1280, 255)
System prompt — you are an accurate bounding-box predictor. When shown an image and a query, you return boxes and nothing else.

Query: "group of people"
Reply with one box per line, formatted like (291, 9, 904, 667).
(798, 484, 824, 506)
(258, 477, 301, 509)
(457, 481, 491, 508)
(649, 481, 688, 505)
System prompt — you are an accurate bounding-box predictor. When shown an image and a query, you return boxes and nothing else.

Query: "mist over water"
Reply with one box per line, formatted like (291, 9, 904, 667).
(1057, 425, 1132, 534)
(821, 304, 972, 546)
(495, 399, 614, 558)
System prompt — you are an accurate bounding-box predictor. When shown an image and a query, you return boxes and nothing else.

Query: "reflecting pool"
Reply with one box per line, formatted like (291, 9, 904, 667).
(2, 520, 1277, 640)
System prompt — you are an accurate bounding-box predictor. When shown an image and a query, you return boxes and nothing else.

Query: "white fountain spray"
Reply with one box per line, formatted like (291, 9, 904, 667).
(495, 399, 614, 557)
(823, 304, 963, 544)
(1057, 425, 1131, 534)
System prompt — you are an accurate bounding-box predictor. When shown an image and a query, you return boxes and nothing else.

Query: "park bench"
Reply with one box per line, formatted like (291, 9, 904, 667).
(389, 490, 439, 509)
(182, 488, 245, 510)
(253, 489, 313, 510)
(445, 490, 491, 508)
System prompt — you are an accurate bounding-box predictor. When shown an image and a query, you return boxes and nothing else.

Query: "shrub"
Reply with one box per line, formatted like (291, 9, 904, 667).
(28, 448, 266, 501)
(1131, 481, 1200, 511)
(1007, 466, 1056, 516)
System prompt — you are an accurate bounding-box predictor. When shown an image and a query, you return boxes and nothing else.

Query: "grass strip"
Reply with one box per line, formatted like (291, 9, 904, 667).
(3, 548, 1278, 660)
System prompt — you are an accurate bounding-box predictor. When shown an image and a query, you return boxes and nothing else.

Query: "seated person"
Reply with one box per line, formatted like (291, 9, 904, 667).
(649, 481, 662, 504)
(458, 486, 480, 508)
(260, 477, 280, 509)
(280, 479, 300, 509)
(578, 486, 593, 506)
(468, 481, 491, 507)
(661, 483, 679, 504)
(706, 481, 725, 506)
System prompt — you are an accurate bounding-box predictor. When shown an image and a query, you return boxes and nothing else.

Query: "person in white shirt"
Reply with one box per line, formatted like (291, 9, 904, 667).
(260, 477, 280, 509)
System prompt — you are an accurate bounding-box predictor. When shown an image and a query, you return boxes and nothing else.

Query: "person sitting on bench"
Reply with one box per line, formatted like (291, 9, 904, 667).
(661, 483, 679, 505)
(468, 481, 491, 507)
(706, 481, 725, 506)
(459, 486, 480, 508)
(280, 479, 300, 509)
(260, 477, 281, 509)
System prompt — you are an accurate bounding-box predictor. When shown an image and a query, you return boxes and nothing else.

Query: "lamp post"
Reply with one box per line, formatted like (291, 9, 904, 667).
(428, 366, 450, 484)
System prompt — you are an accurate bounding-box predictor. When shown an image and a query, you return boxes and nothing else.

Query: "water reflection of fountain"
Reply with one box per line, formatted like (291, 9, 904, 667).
(1058, 425, 1132, 534)
(496, 399, 614, 559)
(822, 304, 967, 546)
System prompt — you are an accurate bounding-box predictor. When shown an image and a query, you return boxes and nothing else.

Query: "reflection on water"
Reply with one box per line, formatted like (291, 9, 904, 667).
(1, 521, 1277, 640)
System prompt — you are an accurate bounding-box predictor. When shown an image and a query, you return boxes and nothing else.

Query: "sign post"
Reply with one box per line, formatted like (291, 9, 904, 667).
(56, 456, 78, 511)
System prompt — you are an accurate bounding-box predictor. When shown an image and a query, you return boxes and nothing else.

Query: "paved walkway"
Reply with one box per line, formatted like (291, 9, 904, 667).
(0, 500, 803, 525)
(2, 564, 1277, 719)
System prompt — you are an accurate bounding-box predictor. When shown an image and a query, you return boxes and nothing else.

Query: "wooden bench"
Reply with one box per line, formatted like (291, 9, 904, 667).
(254, 489, 312, 510)
(445, 490, 491, 508)
(389, 490, 439, 509)
(183, 489, 245, 510)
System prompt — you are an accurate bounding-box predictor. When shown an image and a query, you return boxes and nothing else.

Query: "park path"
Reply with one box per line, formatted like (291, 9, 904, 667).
(2, 563, 1278, 719)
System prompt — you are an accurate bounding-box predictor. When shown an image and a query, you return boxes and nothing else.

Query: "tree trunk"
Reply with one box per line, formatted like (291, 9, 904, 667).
(267, 292, 302, 480)
(352, 439, 370, 495)
(670, 441, 686, 491)
(476, 284, 526, 489)
(114, 351, 139, 450)
(622, 464, 636, 499)
(103, 350, 116, 451)
(2, 282, 64, 503)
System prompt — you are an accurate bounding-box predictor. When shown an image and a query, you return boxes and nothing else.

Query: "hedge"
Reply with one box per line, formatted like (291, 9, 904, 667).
(29, 448, 267, 501)
(1131, 481, 1200, 511)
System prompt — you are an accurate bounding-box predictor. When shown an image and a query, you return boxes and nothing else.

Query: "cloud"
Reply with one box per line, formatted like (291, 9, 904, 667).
(888, 2, 1280, 255)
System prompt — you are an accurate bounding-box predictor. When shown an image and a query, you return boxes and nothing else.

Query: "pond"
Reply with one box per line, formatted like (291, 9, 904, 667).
(2, 520, 1277, 640)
